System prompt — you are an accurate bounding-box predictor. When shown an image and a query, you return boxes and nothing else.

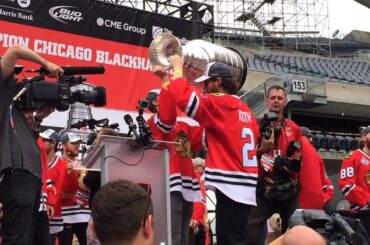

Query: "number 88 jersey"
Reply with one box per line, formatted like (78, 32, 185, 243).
(339, 149, 370, 211)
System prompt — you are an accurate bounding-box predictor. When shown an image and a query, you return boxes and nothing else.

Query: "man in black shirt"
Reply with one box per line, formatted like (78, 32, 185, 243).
(0, 45, 63, 245)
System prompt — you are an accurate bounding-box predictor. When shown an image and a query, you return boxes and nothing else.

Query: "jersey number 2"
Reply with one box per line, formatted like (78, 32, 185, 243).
(242, 128, 257, 167)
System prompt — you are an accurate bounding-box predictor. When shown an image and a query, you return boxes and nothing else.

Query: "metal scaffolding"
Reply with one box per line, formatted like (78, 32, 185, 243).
(97, 0, 331, 56)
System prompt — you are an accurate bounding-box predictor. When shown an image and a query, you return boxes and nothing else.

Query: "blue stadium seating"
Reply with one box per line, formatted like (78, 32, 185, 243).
(325, 134, 337, 151)
(345, 136, 357, 151)
(315, 134, 326, 151)
(335, 135, 348, 152)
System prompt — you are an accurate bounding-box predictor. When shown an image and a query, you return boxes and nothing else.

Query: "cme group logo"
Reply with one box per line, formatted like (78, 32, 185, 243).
(17, 0, 30, 8)
(96, 17, 104, 26)
(49, 6, 83, 25)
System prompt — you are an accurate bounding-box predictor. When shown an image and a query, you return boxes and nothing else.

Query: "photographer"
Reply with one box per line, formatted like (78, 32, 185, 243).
(0, 45, 63, 245)
(246, 85, 302, 245)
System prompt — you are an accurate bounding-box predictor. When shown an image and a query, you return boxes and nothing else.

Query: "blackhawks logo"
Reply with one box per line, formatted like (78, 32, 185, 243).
(366, 170, 370, 185)
(175, 131, 191, 158)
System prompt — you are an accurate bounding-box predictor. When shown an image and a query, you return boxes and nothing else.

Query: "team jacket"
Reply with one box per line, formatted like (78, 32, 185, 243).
(298, 137, 334, 209)
(147, 89, 204, 202)
(37, 138, 55, 212)
(167, 78, 259, 205)
(48, 156, 68, 234)
(61, 160, 91, 224)
(339, 149, 370, 211)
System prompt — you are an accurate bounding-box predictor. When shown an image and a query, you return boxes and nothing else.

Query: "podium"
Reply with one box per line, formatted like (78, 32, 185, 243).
(82, 135, 177, 245)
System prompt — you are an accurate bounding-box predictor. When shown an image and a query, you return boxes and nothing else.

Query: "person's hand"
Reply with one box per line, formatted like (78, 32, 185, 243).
(44, 62, 63, 78)
(189, 219, 199, 229)
(34, 106, 55, 121)
(51, 185, 57, 196)
(168, 55, 184, 71)
(78, 172, 89, 191)
(261, 130, 274, 153)
(67, 161, 75, 174)
(47, 205, 55, 219)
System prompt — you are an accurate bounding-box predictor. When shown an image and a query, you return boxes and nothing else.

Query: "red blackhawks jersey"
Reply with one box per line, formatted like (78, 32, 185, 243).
(61, 160, 91, 224)
(167, 78, 259, 205)
(339, 149, 370, 211)
(147, 89, 204, 202)
(48, 156, 68, 234)
(299, 137, 334, 209)
(37, 138, 55, 212)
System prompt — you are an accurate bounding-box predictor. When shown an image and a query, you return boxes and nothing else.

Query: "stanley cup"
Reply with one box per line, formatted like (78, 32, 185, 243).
(149, 33, 247, 89)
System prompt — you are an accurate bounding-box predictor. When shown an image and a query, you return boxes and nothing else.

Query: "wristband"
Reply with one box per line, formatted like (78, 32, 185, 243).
(173, 70, 183, 76)
(162, 81, 170, 88)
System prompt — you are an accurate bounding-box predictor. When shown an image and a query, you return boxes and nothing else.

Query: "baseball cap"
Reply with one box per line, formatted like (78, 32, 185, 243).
(61, 132, 82, 144)
(194, 62, 233, 83)
(40, 129, 59, 142)
(361, 126, 370, 137)
(300, 127, 313, 137)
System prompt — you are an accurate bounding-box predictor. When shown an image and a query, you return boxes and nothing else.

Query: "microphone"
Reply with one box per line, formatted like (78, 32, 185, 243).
(13, 83, 31, 102)
(323, 203, 363, 245)
(37, 65, 105, 76)
(124, 114, 140, 142)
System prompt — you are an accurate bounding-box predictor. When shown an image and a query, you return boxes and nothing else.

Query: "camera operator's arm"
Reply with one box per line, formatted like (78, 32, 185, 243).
(32, 106, 56, 132)
(1, 45, 63, 82)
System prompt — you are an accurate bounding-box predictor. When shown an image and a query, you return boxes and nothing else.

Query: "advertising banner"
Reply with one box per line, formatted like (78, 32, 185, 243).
(0, 0, 202, 112)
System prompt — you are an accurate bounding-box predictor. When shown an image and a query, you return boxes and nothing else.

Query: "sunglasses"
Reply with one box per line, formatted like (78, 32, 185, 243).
(138, 183, 152, 227)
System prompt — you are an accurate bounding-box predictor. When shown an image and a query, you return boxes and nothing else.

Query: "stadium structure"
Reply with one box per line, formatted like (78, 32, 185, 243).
(99, 0, 370, 241)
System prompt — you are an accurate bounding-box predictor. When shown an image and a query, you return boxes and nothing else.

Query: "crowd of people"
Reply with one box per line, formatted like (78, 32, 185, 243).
(0, 44, 369, 245)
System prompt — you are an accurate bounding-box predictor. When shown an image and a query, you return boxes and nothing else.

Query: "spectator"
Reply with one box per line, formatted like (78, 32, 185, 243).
(0, 45, 62, 245)
(247, 85, 302, 244)
(268, 225, 326, 245)
(91, 179, 154, 245)
(59, 132, 89, 245)
(298, 127, 333, 209)
(40, 128, 69, 245)
(156, 56, 259, 245)
(338, 126, 370, 235)
(146, 88, 204, 245)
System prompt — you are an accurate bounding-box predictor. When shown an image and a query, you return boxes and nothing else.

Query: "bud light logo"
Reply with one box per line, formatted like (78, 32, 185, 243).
(49, 6, 83, 25)
(152, 26, 188, 45)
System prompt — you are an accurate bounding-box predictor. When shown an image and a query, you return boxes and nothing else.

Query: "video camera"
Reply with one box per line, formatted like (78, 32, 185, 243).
(259, 112, 282, 139)
(274, 140, 302, 174)
(13, 66, 106, 111)
(289, 205, 369, 245)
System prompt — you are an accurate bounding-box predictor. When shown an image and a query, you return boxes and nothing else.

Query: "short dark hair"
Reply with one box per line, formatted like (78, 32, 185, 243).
(266, 85, 287, 98)
(92, 180, 153, 244)
(219, 76, 239, 95)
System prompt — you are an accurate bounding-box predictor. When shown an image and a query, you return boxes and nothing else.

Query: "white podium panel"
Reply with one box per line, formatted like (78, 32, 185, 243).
(82, 136, 177, 245)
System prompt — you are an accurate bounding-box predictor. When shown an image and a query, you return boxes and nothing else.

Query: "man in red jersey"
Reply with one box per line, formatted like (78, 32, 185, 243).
(298, 127, 333, 209)
(246, 85, 302, 244)
(155, 55, 259, 245)
(146, 87, 205, 245)
(339, 126, 370, 235)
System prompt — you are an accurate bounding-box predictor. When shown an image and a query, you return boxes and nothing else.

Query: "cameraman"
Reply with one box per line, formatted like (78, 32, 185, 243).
(246, 85, 302, 245)
(0, 45, 63, 245)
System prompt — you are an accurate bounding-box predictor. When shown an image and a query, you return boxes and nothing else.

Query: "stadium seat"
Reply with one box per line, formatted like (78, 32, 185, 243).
(345, 136, 357, 151)
(335, 135, 347, 152)
(315, 134, 326, 151)
(325, 134, 337, 151)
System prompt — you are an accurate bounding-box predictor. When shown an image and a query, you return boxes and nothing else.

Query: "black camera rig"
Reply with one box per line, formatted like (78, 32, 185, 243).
(13, 66, 106, 111)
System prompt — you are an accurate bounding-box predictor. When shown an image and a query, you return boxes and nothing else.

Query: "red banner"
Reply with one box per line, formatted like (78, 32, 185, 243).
(0, 21, 164, 111)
